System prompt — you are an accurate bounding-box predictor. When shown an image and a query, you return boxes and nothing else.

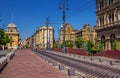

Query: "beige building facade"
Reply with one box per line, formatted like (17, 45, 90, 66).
(34, 26, 54, 49)
(60, 23, 78, 44)
(5, 23, 20, 49)
(96, 0, 120, 50)
(77, 24, 97, 45)
(22, 37, 32, 48)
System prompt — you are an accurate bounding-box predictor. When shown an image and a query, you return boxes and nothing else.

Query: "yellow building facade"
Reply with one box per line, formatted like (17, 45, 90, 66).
(22, 37, 32, 48)
(76, 24, 97, 45)
(34, 26, 54, 49)
(60, 23, 78, 44)
(5, 23, 20, 49)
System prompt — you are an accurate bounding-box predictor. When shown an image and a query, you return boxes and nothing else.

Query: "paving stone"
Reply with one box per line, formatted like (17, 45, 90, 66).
(0, 49, 70, 78)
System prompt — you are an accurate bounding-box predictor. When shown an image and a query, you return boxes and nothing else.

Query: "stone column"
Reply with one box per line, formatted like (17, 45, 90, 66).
(107, 14, 110, 26)
(107, 40, 110, 50)
(118, 10, 120, 21)
(98, 16, 100, 28)
(104, 13, 107, 26)
(114, 9, 117, 23)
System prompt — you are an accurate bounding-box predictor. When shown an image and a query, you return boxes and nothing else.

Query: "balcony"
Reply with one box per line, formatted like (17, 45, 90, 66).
(96, 20, 120, 32)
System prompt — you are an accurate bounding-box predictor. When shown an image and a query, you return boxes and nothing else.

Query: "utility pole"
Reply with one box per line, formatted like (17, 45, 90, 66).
(46, 17, 49, 49)
(42, 17, 61, 49)
(59, 0, 69, 53)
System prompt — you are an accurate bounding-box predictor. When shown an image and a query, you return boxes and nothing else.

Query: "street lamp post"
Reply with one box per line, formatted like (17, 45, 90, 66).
(59, 0, 69, 53)
(46, 17, 49, 50)
(72, 32, 75, 49)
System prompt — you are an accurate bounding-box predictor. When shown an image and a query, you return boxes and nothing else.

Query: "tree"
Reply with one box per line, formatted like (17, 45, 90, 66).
(54, 43, 59, 48)
(0, 28, 5, 45)
(98, 41, 103, 52)
(65, 40, 73, 48)
(75, 37, 84, 48)
(86, 41, 93, 55)
(113, 39, 117, 50)
(0, 28, 10, 45)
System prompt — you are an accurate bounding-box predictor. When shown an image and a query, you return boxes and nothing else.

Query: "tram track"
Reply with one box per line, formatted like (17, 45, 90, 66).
(36, 50, 120, 78)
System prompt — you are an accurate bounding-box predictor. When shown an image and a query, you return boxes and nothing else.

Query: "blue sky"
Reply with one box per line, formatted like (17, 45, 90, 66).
(0, 0, 96, 41)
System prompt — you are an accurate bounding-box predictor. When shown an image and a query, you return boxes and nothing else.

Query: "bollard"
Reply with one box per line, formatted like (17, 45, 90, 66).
(99, 58, 102, 62)
(83, 56, 86, 59)
(73, 55, 75, 57)
(90, 57, 93, 61)
(59, 64, 65, 70)
(109, 61, 113, 65)
(45, 58, 48, 61)
(68, 69, 75, 76)
(52, 62, 57, 66)
(78, 56, 81, 58)
(48, 60, 52, 63)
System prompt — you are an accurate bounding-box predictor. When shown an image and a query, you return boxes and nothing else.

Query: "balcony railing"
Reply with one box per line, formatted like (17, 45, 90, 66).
(96, 20, 120, 30)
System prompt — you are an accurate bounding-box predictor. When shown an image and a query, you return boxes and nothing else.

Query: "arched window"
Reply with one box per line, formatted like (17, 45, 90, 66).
(110, 34, 115, 41)
(109, 0, 113, 5)
(10, 30, 13, 32)
(101, 35, 105, 43)
(110, 34, 116, 50)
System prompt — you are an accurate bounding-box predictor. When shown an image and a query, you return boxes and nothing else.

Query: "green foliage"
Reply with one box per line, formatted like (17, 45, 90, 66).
(3, 34, 10, 45)
(22, 45, 28, 49)
(60, 43, 63, 48)
(113, 39, 117, 50)
(0, 28, 4, 44)
(93, 38, 97, 50)
(0, 28, 11, 45)
(98, 41, 103, 52)
(86, 41, 93, 55)
(75, 37, 84, 48)
(65, 40, 73, 48)
(54, 43, 59, 48)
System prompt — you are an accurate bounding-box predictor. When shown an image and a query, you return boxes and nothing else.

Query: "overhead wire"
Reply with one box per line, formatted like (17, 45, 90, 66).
(67, 0, 96, 19)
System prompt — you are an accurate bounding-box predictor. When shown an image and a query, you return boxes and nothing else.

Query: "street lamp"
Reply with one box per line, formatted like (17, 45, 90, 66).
(72, 32, 75, 49)
(59, 0, 69, 53)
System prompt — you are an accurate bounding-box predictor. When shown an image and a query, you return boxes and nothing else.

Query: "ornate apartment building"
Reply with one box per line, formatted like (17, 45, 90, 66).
(96, 0, 120, 50)
(34, 26, 54, 49)
(76, 24, 97, 45)
(5, 23, 20, 49)
(60, 23, 78, 44)
(22, 37, 32, 48)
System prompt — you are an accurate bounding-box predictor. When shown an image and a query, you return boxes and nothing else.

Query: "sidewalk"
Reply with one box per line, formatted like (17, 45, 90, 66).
(0, 49, 70, 78)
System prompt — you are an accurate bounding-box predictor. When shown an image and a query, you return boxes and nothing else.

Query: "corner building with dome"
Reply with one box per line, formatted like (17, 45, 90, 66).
(5, 23, 20, 49)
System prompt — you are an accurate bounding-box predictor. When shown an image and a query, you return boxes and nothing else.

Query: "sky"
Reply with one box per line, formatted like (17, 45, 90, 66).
(0, 0, 96, 41)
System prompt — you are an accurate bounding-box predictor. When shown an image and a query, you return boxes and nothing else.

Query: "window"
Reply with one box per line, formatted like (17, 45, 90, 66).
(10, 30, 13, 32)
(99, 16, 104, 26)
(100, 0, 104, 9)
(67, 28, 70, 33)
(109, 0, 113, 5)
(118, 10, 120, 21)
(110, 34, 115, 49)
(108, 13, 114, 24)
(111, 13, 114, 22)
